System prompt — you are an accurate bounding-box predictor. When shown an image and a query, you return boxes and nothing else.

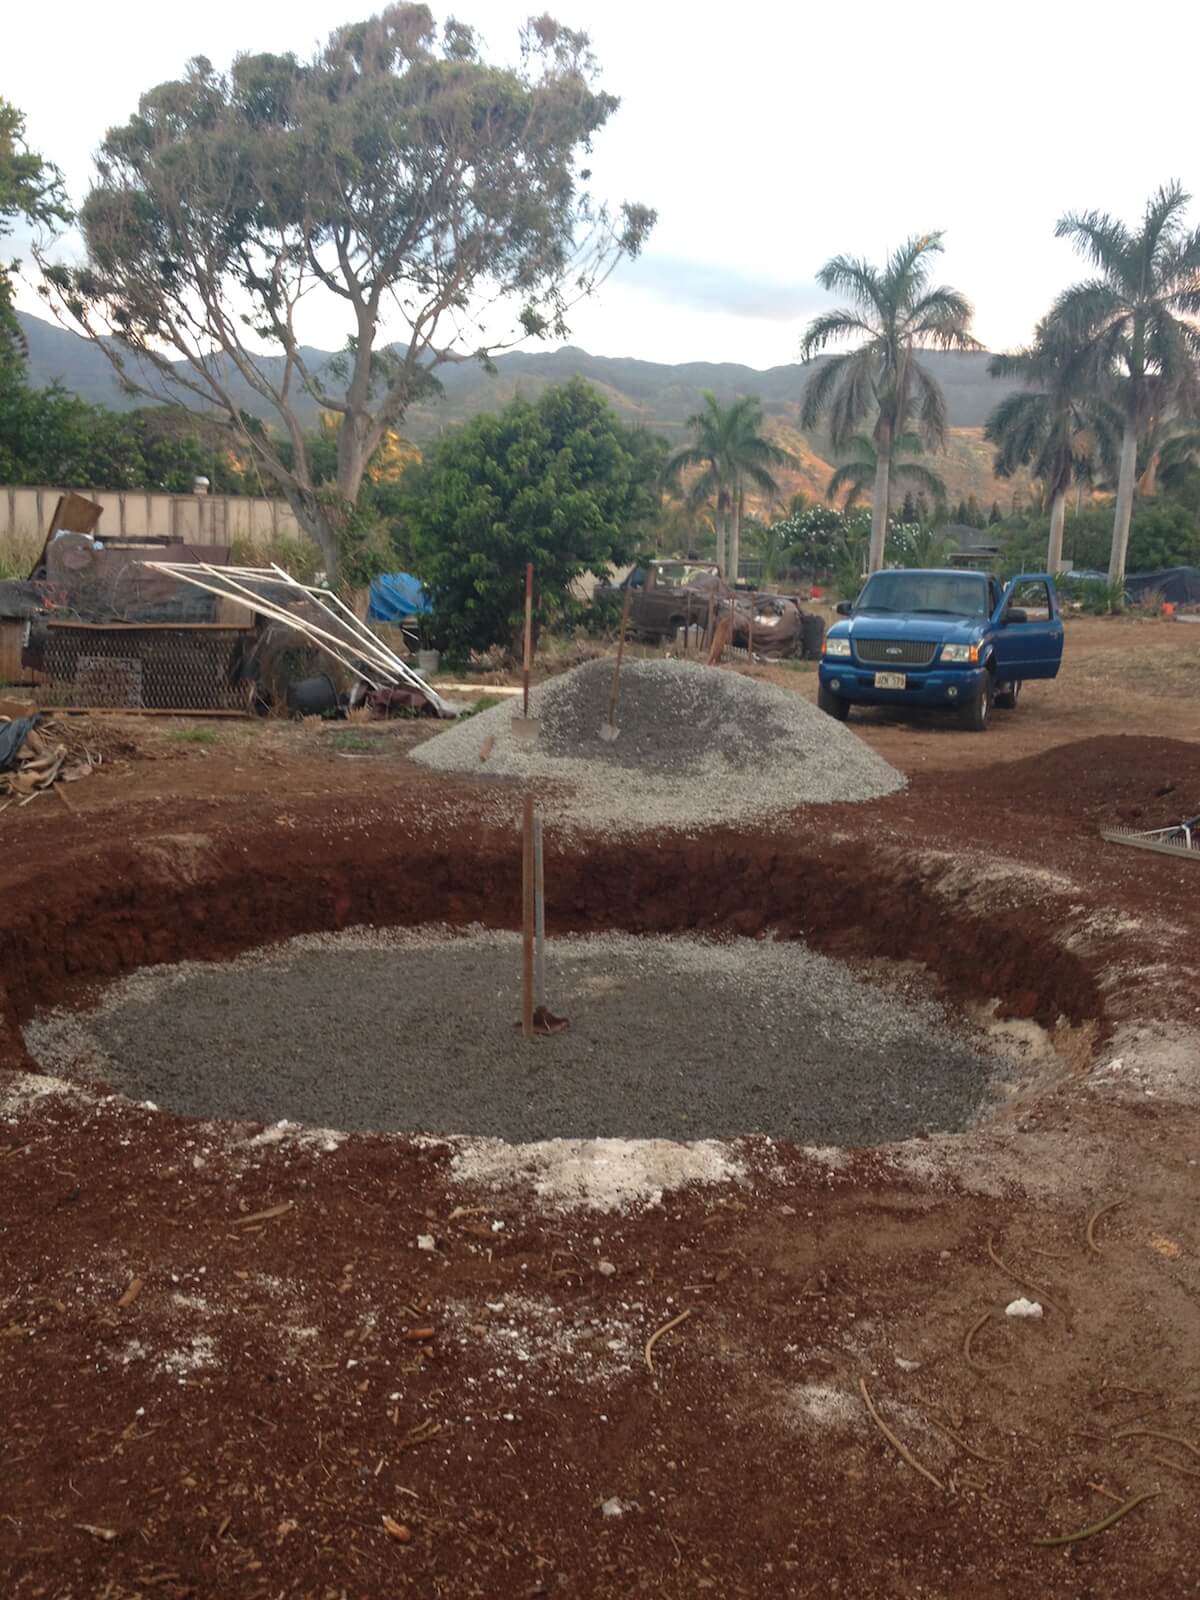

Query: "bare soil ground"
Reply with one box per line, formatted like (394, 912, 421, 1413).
(2, 615, 1199, 1598)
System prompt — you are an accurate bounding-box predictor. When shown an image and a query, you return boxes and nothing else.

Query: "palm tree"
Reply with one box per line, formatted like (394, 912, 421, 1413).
(800, 232, 979, 574)
(825, 432, 945, 514)
(986, 326, 1120, 573)
(666, 392, 795, 578)
(1047, 183, 1200, 587)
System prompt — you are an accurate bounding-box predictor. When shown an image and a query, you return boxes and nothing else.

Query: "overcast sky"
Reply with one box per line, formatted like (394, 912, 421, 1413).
(7, 0, 1199, 368)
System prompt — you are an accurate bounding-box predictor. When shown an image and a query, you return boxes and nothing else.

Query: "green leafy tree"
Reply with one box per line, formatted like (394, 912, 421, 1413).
(665, 391, 795, 577)
(397, 379, 657, 657)
(1047, 182, 1200, 587)
(40, 9, 653, 579)
(988, 501, 1002, 525)
(800, 232, 979, 574)
(886, 520, 953, 566)
(901, 490, 916, 522)
(743, 517, 799, 584)
(825, 431, 945, 513)
(0, 383, 250, 491)
(0, 100, 69, 375)
(777, 504, 862, 582)
(986, 324, 1120, 572)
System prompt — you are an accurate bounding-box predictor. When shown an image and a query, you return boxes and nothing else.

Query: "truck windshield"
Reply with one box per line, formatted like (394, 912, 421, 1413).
(855, 572, 988, 618)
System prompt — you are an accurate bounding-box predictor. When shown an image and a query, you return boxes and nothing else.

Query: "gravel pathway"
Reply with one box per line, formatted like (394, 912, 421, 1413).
(24, 929, 1005, 1144)
(413, 659, 904, 833)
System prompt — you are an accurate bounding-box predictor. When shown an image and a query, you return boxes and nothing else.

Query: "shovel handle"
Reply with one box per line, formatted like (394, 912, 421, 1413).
(522, 562, 533, 717)
(607, 585, 634, 726)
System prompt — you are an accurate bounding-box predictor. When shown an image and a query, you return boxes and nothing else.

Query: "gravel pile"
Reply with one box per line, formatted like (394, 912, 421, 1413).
(414, 659, 903, 833)
(24, 927, 1005, 1144)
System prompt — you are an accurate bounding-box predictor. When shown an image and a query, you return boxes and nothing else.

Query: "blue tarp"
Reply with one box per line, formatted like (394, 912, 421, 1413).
(368, 572, 432, 621)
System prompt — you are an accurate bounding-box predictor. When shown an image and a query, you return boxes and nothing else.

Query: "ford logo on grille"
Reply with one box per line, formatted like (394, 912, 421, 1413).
(885, 646, 902, 656)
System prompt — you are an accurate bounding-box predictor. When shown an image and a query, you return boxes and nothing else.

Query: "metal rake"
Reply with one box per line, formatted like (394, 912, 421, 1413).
(1101, 813, 1200, 862)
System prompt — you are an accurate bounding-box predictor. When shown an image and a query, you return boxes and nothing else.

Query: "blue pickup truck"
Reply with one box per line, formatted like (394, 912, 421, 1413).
(818, 568, 1063, 731)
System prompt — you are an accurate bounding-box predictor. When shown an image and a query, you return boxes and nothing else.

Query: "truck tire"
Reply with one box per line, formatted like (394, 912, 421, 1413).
(818, 682, 850, 722)
(800, 613, 826, 659)
(959, 673, 993, 731)
(995, 680, 1021, 710)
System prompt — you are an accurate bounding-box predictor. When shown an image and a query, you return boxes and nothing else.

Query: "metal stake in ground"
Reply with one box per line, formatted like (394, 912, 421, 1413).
(512, 562, 538, 743)
(517, 799, 568, 1037)
(600, 585, 634, 742)
(521, 793, 535, 1038)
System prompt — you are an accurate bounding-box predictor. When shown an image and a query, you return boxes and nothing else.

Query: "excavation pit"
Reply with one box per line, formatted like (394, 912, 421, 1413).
(23, 928, 1019, 1144)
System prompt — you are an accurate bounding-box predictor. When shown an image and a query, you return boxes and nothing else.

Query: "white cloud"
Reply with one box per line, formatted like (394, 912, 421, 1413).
(8, 0, 1199, 368)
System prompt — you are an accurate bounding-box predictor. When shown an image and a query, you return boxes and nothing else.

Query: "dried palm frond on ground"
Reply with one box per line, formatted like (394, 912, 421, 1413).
(0, 717, 101, 811)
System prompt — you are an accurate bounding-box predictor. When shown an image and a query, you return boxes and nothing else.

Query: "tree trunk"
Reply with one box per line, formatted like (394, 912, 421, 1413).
(868, 427, 892, 574)
(1046, 489, 1067, 574)
(715, 488, 729, 576)
(286, 490, 343, 583)
(1108, 419, 1138, 591)
(729, 480, 742, 584)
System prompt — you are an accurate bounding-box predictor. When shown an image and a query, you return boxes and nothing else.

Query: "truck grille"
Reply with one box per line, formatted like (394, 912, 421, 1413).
(855, 638, 938, 668)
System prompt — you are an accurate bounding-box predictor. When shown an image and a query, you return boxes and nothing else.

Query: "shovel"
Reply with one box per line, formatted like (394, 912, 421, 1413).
(600, 585, 634, 741)
(511, 561, 539, 743)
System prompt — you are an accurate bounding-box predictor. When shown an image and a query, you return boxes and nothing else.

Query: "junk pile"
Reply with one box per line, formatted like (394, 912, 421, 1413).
(0, 713, 100, 810)
(413, 657, 904, 835)
(143, 563, 454, 719)
(724, 592, 825, 660)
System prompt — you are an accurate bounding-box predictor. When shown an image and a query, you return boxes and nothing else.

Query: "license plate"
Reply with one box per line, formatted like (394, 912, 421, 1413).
(873, 671, 907, 690)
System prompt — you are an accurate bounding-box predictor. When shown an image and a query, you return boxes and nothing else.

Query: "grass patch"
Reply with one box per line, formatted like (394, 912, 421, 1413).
(331, 729, 382, 754)
(458, 693, 502, 719)
(170, 726, 219, 745)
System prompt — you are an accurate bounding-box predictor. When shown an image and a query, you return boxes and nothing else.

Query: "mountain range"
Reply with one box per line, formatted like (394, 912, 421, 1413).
(15, 310, 1028, 508)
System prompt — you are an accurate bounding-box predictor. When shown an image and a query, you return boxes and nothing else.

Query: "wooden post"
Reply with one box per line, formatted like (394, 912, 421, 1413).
(521, 793, 535, 1039)
(522, 561, 533, 719)
(705, 589, 716, 652)
(533, 815, 546, 1010)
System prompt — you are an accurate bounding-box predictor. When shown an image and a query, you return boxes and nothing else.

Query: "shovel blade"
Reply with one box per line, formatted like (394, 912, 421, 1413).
(511, 715, 540, 744)
(599, 720, 619, 742)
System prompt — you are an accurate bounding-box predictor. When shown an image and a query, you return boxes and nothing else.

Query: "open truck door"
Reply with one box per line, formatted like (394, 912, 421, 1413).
(989, 574, 1064, 681)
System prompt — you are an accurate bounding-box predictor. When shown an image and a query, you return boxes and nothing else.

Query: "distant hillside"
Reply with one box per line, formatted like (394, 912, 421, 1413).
(14, 309, 1026, 505)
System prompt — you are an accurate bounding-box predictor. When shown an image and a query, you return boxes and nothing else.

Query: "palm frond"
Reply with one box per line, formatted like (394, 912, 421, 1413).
(828, 348, 877, 451)
(904, 286, 980, 349)
(910, 361, 947, 449)
(814, 255, 885, 316)
(800, 351, 850, 430)
(1055, 207, 1133, 280)
(891, 461, 946, 501)
(825, 461, 872, 508)
(799, 308, 876, 360)
(885, 232, 945, 305)
(1139, 181, 1191, 271)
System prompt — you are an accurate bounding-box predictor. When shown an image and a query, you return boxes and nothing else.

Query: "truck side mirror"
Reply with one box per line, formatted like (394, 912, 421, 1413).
(1004, 606, 1028, 625)
(835, 601, 853, 616)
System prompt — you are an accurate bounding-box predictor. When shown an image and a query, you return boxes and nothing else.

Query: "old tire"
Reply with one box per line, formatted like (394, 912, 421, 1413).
(818, 682, 850, 722)
(959, 673, 993, 732)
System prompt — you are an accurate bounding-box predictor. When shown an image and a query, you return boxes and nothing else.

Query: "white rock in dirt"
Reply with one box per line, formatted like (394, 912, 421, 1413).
(416, 1234, 436, 1252)
(1005, 1297, 1044, 1319)
(450, 1135, 745, 1212)
(600, 1497, 628, 1518)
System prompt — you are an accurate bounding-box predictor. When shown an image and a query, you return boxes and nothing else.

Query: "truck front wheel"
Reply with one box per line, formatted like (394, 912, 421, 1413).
(818, 683, 850, 722)
(959, 673, 993, 732)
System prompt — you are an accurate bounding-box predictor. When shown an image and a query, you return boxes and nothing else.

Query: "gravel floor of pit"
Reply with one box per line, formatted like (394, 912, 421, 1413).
(24, 927, 1007, 1143)
(413, 658, 904, 832)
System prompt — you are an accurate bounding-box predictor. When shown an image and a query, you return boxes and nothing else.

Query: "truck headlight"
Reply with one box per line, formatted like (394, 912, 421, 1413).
(824, 637, 852, 658)
(940, 643, 980, 663)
